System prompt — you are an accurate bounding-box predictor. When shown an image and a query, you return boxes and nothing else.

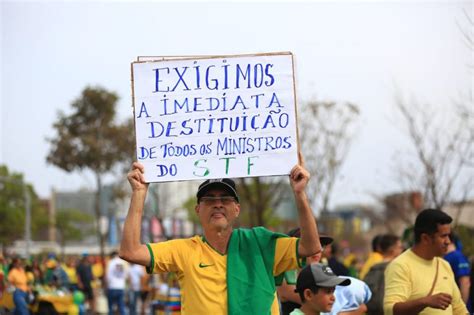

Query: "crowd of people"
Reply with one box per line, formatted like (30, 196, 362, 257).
(0, 251, 175, 315)
(1, 160, 472, 315)
(118, 161, 472, 315)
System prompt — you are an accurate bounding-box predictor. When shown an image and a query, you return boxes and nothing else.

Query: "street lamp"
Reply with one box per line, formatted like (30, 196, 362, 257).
(0, 176, 31, 258)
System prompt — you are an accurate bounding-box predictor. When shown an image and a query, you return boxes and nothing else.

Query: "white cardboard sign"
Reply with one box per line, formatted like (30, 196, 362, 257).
(131, 52, 299, 183)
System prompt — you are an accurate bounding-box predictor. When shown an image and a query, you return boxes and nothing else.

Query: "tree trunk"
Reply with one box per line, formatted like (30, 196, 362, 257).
(95, 174, 106, 282)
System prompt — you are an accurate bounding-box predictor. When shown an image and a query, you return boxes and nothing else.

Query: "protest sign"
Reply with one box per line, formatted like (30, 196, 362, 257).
(131, 52, 299, 183)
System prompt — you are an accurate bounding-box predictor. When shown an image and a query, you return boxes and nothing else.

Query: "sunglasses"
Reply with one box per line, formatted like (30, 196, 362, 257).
(199, 196, 236, 205)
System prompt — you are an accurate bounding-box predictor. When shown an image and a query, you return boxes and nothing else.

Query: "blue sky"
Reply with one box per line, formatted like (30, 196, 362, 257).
(1, 1, 472, 207)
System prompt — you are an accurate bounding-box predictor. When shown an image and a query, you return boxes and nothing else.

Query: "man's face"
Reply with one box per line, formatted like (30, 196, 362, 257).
(389, 240, 403, 258)
(305, 287, 336, 313)
(428, 224, 451, 257)
(195, 188, 240, 231)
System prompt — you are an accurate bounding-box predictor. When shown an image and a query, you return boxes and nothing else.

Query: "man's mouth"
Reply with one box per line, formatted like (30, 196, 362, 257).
(211, 212, 225, 218)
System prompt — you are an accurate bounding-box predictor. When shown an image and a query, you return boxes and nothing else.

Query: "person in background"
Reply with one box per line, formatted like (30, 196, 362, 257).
(0, 254, 5, 298)
(128, 263, 145, 315)
(470, 256, 474, 314)
(323, 243, 349, 276)
(44, 258, 69, 289)
(290, 263, 351, 315)
(139, 269, 151, 315)
(105, 251, 128, 315)
(359, 234, 383, 280)
(343, 254, 360, 279)
(7, 258, 30, 315)
(31, 259, 44, 285)
(63, 256, 79, 291)
(92, 255, 105, 284)
(444, 233, 472, 313)
(24, 264, 35, 287)
(363, 234, 403, 315)
(76, 253, 95, 314)
(384, 209, 468, 315)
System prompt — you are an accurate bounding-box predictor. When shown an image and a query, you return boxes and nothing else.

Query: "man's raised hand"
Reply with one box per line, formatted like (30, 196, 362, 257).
(128, 162, 149, 192)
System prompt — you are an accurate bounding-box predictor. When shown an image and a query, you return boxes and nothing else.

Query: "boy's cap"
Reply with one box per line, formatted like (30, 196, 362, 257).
(295, 263, 351, 293)
(197, 178, 239, 202)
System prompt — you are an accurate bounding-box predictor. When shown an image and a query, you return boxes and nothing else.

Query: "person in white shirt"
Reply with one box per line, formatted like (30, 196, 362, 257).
(106, 251, 129, 315)
(128, 263, 145, 315)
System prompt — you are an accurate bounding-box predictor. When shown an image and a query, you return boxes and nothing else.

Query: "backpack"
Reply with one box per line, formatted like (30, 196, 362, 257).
(364, 261, 389, 315)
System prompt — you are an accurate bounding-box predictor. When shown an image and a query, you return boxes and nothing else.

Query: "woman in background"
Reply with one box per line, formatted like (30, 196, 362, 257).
(7, 258, 30, 315)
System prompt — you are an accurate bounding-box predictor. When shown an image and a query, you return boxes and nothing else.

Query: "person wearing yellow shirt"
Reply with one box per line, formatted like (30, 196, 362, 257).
(384, 209, 468, 315)
(63, 257, 79, 291)
(359, 235, 383, 280)
(120, 161, 322, 315)
(7, 258, 30, 315)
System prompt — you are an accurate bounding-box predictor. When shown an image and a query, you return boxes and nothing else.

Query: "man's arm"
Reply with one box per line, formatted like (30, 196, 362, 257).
(392, 293, 453, 315)
(289, 163, 321, 257)
(276, 278, 301, 304)
(119, 162, 151, 267)
(458, 276, 470, 305)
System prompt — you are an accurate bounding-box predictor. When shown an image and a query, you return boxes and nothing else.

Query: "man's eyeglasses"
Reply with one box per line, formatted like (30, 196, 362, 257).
(199, 196, 236, 205)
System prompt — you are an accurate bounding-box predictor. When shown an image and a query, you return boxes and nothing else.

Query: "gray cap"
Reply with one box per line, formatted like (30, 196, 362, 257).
(295, 263, 351, 293)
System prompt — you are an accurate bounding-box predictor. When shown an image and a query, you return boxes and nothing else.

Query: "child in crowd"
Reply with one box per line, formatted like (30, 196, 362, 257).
(291, 263, 350, 315)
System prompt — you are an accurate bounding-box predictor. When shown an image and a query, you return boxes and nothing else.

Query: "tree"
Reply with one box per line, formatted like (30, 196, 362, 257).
(299, 100, 360, 214)
(236, 177, 286, 227)
(56, 208, 94, 256)
(394, 95, 473, 211)
(0, 165, 48, 250)
(47, 86, 135, 263)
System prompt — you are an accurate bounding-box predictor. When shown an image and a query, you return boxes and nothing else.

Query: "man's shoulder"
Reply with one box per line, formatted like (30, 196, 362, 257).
(234, 227, 288, 239)
(386, 250, 412, 272)
(151, 235, 202, 245)
(392, 248, 413, 263)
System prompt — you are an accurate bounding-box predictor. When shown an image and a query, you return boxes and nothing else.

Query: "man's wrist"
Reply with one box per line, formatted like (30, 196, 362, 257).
(132, 189, 148, 196)
(293, 190, 307, 198)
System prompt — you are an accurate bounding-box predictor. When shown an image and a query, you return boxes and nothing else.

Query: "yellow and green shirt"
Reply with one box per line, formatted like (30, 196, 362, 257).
(147, 231, 300, 315)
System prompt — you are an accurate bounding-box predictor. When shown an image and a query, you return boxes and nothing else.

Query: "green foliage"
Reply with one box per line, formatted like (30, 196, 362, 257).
(47, 86, 135, 173)
(183, 196, 200, 225)
(56, 208, 94, 245)
(0, 165, 49, 246)
(237, 177, 287, 227)
(47, 86, 135, 259)
(453, 225, 474, 257)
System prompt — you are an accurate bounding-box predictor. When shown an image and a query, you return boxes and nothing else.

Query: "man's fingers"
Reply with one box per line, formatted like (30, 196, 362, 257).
(290, 165, 310, 183)
(432, 293, 452, 309)
(128, 162, 147, 185)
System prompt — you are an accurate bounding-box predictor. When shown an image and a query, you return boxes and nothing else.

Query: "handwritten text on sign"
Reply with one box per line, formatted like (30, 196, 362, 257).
(132, 53, 298, 182)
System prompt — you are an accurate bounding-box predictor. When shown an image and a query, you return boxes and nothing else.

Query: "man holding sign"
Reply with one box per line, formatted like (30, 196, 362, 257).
(120, 159, 321, 315)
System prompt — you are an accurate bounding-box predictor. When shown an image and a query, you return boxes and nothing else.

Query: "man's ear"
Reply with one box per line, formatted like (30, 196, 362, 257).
(195, 204, 200, 215)
(420, 233, 431, 244)
(235, 203, 241, 217)
(304, 288, 313, 301)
